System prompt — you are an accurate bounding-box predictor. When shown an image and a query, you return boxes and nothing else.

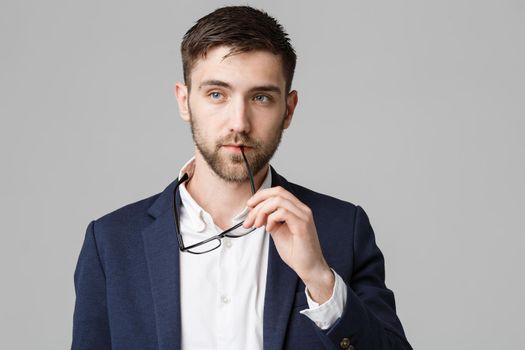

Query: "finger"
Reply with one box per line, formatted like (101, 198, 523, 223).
(245, 197, 303, 227)
(265, 207, 301, 234)
(244, 196, 306, 228)
(247, 186, 304, 209)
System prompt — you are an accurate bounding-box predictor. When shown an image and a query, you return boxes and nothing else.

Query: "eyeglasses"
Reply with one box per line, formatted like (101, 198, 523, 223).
(172, 147, 261, 254)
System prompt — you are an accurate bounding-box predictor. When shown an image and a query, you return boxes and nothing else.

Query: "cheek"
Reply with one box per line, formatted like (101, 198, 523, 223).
(253, 120, 284, 144)
(190, 97, 228, 124)
(252, 101, 286, 120)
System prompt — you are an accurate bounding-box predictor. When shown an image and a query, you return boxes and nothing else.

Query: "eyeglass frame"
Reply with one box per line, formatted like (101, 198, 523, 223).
(172, 148, 261, 254)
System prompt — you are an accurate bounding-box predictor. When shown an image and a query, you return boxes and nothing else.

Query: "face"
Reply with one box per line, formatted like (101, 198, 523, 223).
(176, 46, 298, 183)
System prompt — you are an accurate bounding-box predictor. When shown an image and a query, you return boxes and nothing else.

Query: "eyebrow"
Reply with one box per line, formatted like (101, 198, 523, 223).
(248, 85, 282, 95)
(199, 80, 231, 89)
(198, 80, 282, 95)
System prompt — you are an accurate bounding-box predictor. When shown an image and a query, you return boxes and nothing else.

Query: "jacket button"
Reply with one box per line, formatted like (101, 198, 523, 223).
(340, 337, 353, 349)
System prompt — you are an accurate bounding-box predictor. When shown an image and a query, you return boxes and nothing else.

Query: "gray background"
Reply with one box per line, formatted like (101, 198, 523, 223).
(1, 0, 524, 349)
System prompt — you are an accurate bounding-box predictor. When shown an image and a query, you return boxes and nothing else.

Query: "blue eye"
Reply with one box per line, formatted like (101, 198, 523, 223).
(254, 95, 270, 103)
(210, 92, 223, 100)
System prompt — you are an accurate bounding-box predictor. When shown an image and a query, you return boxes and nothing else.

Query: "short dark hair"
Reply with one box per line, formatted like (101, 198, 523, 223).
(181, 6, 297, 92)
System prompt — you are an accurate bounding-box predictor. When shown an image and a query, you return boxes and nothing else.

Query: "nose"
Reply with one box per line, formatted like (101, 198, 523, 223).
(228, 97, 251, 134)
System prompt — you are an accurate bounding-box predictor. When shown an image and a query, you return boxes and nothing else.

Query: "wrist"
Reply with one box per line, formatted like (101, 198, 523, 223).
(302, 264, 335, 304)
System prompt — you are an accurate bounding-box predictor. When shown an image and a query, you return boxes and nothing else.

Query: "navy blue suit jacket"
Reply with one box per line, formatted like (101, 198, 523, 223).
(72, 167, 412, 349)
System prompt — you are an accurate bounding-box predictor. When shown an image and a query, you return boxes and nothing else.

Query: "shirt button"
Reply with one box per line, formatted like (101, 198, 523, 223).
(224, 239, 232, 248)
(221, 295, 231, 304)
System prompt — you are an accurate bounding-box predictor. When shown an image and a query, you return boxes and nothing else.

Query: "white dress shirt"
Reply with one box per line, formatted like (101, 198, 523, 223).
(178, 157, 347, 350)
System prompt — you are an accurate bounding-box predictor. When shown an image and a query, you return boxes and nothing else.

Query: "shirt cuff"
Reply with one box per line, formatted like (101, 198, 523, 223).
(299, 268, 347, 330)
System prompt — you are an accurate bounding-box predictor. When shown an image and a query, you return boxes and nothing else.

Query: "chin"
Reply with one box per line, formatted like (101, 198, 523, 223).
(216, 167, 249, 183)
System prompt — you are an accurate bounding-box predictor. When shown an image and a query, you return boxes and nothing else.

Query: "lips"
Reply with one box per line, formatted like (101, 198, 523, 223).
(223, 143, 254, 148)
(222, 144, 252, 153)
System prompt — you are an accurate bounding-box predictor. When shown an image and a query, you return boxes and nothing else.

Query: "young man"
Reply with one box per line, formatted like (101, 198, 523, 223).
(72, 6, 412, 350)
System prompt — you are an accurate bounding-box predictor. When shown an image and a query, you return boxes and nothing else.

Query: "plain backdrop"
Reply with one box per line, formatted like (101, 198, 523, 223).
(1, 0, 524, 349)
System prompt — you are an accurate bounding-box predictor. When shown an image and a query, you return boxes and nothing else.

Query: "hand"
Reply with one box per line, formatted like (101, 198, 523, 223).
(243, 186, 335, 304)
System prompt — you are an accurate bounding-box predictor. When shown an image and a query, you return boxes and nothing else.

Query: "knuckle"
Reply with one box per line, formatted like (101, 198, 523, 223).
(303, 205, 312, 215)
(271, 196, 282, 207)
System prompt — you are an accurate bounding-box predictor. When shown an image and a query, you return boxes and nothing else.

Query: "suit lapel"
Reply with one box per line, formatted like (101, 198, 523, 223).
(142, 179, 182, 350)
(263, 167, 300, 350)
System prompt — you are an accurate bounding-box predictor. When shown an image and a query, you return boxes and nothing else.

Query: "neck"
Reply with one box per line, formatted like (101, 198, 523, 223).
(185, 151, 269, 230)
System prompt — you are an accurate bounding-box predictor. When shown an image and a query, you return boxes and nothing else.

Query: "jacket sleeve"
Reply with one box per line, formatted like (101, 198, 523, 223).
(71, 221, 112, 350)
(314, 206, 412, 350)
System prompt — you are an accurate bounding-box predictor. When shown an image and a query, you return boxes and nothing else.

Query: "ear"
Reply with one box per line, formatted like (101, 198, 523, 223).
(174, 82, 190, 122)
(283, 90, 298, 129)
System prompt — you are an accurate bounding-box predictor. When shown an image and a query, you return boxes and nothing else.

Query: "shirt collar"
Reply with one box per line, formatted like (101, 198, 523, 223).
(178, 156, 272, 233)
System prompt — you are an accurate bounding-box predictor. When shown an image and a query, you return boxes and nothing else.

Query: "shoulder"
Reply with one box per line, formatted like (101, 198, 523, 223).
(282, 179, 372, 265)
(284, 180, 360, 218)
(90, 192, 161, 240)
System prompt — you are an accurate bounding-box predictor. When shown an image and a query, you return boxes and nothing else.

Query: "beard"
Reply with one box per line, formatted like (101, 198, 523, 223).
(188, 107, 285, 183)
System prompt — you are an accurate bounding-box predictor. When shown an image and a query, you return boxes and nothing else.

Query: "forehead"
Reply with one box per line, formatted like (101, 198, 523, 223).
(189, 46, 286, 91)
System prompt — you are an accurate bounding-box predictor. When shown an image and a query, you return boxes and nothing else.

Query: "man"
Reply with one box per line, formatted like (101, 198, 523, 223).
(72, 6, 412, 350)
